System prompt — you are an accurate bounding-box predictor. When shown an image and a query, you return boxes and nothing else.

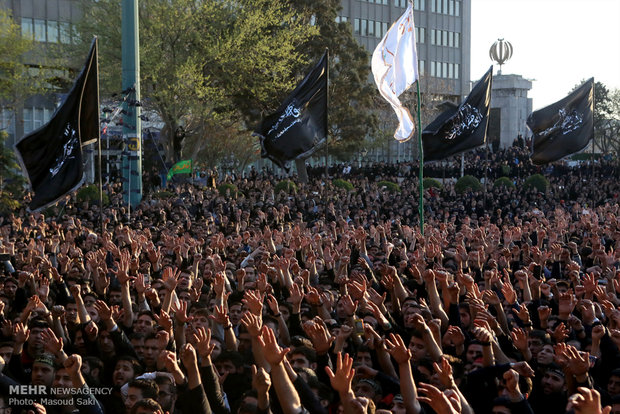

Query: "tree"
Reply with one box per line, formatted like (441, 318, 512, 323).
(287, 0, 378, 160)
(0, 130, 25, 214)
(596, 88, 620, 157)
(572, 80, 613, 155)
(0, 9, 47, 112)
(73, 0, 317, 165)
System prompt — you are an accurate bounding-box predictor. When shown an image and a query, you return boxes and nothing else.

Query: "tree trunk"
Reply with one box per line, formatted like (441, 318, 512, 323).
(295, 158, 308, 183)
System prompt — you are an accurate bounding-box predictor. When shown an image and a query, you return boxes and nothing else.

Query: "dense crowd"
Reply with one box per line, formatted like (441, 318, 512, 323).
(1, 147, 620, 414)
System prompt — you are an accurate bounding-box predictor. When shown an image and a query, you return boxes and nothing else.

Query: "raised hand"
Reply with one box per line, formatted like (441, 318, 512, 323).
(325, 352, 355, 395)
(417, 383, 458, 414)
(257, 326, 289, 366)
(303, 318, 335, 354)
(569, 387, 610, 414)
(433, 356, 456, 389)
(190, 327, 216, 360)
(385, 333, 412, 365)
(154, 309, 174, 333)
(209, 305, 230, 326)
(40, 328, 63, 355)
(241, 311, 263, 338)
(243, 290, 264, 316)
(251, 364, 272, 396)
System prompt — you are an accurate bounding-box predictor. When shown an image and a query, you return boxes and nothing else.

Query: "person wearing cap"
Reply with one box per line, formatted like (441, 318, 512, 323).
(31, 353, 56, 387)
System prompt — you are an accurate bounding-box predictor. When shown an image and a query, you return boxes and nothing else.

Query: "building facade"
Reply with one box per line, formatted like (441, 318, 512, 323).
(0, 0, 82, 147)
(339, 0, 471, 163)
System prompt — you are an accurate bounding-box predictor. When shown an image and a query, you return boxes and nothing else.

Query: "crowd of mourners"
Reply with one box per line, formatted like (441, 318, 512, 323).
(2, 145, 620, 414)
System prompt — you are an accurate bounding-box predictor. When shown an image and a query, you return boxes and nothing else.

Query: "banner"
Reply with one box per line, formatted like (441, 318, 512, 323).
(167, 159, 192, 180)
(528, 78, 594, 165)
(371, 2, 418, 142)
(422, 66, 493, 161)
(254, 52, 328, 171)
(14, 38, 99, 211)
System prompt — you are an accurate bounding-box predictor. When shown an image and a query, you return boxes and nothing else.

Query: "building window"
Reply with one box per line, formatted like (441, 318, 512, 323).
(375, 21, 382, 38)
(0, 109, 15, 135)
(21, 18, 34, 39)
(455, 32, 460, 48)
(416, 27, 425, 43)
(60, 22, 71, 44)
(23, 108, 33, 133)
(455, 63, 460, 79)
(455, 0, 460, 16)
(430, 61, 435, 77)
(34, 19, 46, 42)
(354, 19, 360, 34)
(419, 60, 425, 76)
(448, 0, 454, 15)
(382, 22, 388, 37)
(47, 21, 59, 43)
(414, 0, 425, 10)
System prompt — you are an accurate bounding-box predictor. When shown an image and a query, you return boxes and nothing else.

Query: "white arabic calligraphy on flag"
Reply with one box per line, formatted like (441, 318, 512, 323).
(371, 2, 419, 142)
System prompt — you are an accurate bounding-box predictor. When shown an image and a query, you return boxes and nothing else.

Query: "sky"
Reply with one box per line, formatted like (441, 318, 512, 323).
(471, 0, 620, 110)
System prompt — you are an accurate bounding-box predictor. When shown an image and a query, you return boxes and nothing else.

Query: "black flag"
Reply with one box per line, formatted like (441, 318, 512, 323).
(254, 52, 328, 170)
(15, 38, 99, 211)
(528, 78, 594, 165)
(422, 66, 493, 162)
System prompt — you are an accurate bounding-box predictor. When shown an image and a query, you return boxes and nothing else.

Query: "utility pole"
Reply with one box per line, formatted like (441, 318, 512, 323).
(121, 0, 142, 209)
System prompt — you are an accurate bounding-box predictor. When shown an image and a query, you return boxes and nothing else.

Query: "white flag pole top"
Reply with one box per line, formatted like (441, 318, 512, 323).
(371, 2, 419, 142)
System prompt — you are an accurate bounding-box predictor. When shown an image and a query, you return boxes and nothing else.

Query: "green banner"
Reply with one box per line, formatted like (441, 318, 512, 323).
(167, 160, 192, 180)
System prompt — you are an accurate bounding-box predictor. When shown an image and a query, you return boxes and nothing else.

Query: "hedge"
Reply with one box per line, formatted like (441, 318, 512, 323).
(455, 175, 482, 194)
(152, 191, 176, 199)
(523, 174, 549, 192)
(274, 180, 297, 194)
(377, 181, 401, 193)
(423, 178, 442, 189)
(76, 185, 110, 206)
(333, 179, 355, 191)
(217, 183, 238, 196)
(494, 177, 515, 188)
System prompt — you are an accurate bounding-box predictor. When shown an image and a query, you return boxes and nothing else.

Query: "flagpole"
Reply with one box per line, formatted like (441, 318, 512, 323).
(95, 37, 104, 236)
(591, 80, 596, 178)
(484, 137, 489, 212)
(325, 47, 330, 181)
(416, 81, 424, 236)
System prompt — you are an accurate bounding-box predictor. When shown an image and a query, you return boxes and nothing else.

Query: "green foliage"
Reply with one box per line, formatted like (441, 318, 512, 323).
(76, 185, 110, 206)
(0, 193, 20, 216)
(285, 0, 377, 160)
(274, 180, 298, 194)
(217, 183, 238, 197)
(523, 174, 549, 192)
(332, 179, 354, 191)
(423, 178, 442, 189)
(494, 177, 515, 188)
(74, 0, 316, 164)
(0, 9, 46, 108)
(377, 181, 401, 193)
(0, 131, 26, 215)
(152, 190, 175, 199)
(570, 153, 598, 161)
(455, 175, 482, 194)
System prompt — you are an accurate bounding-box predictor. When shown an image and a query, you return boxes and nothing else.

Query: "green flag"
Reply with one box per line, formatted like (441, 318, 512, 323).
(167, 160, 192, 180)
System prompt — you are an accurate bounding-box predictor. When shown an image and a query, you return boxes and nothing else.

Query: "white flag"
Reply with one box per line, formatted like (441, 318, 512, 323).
(371, 3, 418, 142)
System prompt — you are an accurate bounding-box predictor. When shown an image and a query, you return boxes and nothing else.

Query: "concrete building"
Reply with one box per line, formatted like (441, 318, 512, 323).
(0, 0, 82, 147)
(488, 73, 532, 149)
(339, 0, 471, 163)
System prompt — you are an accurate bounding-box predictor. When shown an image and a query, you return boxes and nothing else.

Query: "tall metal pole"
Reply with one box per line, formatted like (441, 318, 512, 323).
(416, 82, 424, 236)
(95, 37, 104, 235)
(324, 48, 329, 180)
(121, 0, 142, 208)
